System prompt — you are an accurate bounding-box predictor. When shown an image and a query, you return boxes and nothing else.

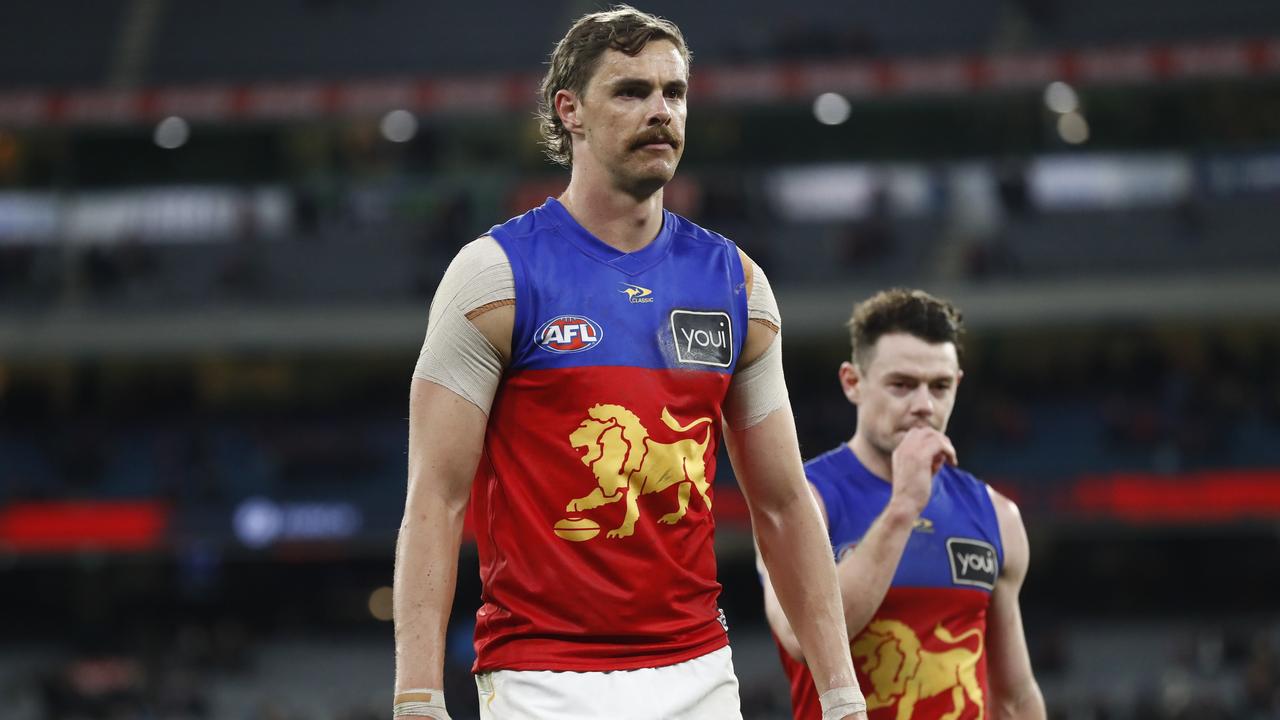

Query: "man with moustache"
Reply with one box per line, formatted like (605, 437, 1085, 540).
(392, 6, 865, 719)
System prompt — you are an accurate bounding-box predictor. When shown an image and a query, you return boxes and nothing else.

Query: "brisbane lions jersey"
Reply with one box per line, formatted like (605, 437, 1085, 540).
(778, 446, 1004, 720)
(471, 197, 748, 672)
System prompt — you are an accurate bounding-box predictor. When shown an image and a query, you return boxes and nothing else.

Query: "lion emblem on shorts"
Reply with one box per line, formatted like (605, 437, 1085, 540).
(564, 404, 714, 539)
(851, 619, 985, 720)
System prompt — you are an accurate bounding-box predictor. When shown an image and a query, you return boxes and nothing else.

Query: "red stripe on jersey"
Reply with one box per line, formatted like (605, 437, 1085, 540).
(472, 365, 732, 671)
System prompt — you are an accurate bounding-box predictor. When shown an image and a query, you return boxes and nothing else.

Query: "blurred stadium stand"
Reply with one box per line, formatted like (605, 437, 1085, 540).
(3, 2, 1280, 719)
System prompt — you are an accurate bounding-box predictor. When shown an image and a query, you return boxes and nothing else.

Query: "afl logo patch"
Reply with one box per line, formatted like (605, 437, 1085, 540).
(536, 315, 603, 354)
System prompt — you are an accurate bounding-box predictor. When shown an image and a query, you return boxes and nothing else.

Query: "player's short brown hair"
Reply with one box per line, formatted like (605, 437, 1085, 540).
(537, 5, 690, 167)
(848, 288, 965, 370)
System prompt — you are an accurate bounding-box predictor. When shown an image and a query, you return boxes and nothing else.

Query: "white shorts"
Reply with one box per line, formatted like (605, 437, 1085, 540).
(475, 645, 742, 720)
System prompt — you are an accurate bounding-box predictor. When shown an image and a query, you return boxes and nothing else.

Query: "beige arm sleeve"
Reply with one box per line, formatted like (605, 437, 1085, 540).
(747, 259, 781, 330)
(724, 262, 789, 430)
(411, 236, 514, 413)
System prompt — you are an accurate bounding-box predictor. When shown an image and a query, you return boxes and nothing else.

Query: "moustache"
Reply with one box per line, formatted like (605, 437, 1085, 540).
(630, 128, 680, 151)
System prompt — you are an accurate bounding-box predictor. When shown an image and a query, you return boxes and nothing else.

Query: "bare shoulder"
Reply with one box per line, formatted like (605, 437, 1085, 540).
(987, 485, 1030, 581)
(986, 485, 1023, 527)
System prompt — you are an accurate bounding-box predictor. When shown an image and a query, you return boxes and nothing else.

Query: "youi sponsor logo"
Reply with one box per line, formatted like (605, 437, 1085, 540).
(670, 310, 733, 368)
(947, 538, 998, 590)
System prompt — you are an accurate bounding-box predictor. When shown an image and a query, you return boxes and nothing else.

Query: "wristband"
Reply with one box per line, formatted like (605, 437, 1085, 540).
(392, 688, 450, 719)
(819, 685, 867, 720)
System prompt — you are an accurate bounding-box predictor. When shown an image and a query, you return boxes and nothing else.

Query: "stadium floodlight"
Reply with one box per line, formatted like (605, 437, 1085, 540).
(380, 109, 419, 143)
(153, 116, 190, 149)
(1044, 81, 1079, 115)
(1057, 111, 1090, 145)
(813, 92, 852, 126)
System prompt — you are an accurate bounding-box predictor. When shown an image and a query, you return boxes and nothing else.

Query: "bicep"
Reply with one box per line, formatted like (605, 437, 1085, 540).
(406, 378, 490, 510)
(724, 403, 807, 512)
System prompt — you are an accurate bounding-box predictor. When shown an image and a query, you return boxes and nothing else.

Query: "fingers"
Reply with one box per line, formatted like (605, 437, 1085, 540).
(902, 427, 957, 469)
(937, 433, 958, 467)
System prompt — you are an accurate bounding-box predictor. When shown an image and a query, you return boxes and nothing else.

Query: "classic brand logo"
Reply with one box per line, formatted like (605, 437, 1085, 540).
(619, 283, 655, 304)
(670, 310, 733, 367)
(947, 538, 998, 590)
(536, 315, 603, 354)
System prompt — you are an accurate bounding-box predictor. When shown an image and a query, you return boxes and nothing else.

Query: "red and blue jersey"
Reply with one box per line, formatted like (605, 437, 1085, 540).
(471, 197, 748, 672)
(779, 445, 1004, 720)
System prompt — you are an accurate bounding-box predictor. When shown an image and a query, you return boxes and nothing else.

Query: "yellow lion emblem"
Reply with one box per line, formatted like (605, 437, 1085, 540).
(851, 619, 985, 720)
(565, 404, 714, 539)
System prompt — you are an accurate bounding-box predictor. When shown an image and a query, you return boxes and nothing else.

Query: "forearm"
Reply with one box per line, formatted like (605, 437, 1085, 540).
(393, 495, 468, 691)
(395, 378, 488, 694)
(754, 491, 857, 693)
(835, 499, 917, 636)
(993, 681, 1046, 720)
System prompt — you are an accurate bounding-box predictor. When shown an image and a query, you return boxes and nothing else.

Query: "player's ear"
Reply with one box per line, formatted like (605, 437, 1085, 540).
(839, 361, 861, 405)
(556, 89, 584, 135)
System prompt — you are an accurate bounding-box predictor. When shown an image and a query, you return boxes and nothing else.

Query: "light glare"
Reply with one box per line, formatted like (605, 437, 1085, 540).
(154, 116, 190, 150)
(380, 109, 418, 143)
(1044, 81, 1079, 115)
(813, 93, 852, 126)
(368, 586, 394, 621)
(1058, 111, 1090, 145)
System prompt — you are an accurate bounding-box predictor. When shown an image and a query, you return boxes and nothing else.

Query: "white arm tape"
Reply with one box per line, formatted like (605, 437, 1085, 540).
(393, 687, 450, 719)
(724, 328, 788, 430)
(819, 686, 867, 720)
(412, 236, 513, 413)
(749, 259, 781, 329)
(723, 262, 788, 430)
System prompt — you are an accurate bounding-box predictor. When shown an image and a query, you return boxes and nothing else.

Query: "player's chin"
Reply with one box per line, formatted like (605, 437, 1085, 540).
(624, 164, 678, 196)
(636, 148, 678, 168)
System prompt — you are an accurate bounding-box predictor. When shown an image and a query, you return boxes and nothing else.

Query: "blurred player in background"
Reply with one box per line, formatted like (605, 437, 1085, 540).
(762, 289, 1045, 720)
(393, 6, 865, 719)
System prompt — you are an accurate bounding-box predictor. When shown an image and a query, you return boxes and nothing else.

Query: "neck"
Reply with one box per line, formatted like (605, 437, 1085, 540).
(559, 165, 666, 253)
(847, 433, 892, 484)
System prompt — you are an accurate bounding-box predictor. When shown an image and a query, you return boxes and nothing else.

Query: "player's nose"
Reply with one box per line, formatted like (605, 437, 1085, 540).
(647, 94, 672, 125)
(908, 386, 935, 415)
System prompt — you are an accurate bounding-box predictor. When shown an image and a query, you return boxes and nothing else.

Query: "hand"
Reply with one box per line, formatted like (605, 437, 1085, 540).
(889, 426, 957, 517)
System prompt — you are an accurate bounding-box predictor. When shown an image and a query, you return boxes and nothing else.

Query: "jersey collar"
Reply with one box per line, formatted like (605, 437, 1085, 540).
(543, 197, 675, 277)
